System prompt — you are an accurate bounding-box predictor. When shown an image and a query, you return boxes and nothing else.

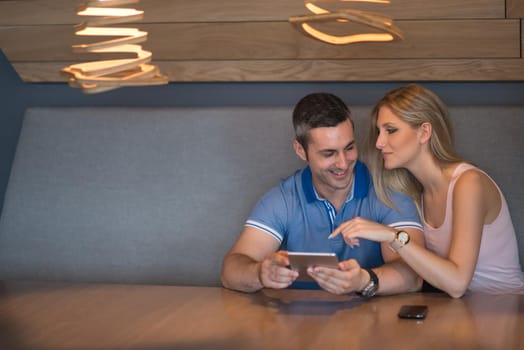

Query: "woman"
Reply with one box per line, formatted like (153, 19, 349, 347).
(330, 84, 524, 297)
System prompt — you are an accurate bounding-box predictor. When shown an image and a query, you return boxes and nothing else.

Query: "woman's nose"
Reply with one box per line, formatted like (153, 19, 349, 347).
(376, 133, 386, 149)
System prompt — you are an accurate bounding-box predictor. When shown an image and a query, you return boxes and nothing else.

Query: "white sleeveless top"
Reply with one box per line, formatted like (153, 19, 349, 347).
(423, 163, 524, 294)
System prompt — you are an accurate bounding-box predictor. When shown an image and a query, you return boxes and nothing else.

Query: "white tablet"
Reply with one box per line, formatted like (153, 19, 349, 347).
(287, 252, 339, 281)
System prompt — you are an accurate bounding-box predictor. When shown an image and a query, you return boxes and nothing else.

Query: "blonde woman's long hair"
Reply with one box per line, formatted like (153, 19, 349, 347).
(363, 84, 465, 212)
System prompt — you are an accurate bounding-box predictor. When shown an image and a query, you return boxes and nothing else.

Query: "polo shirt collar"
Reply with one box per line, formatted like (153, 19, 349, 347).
(302, 160, 370, 203)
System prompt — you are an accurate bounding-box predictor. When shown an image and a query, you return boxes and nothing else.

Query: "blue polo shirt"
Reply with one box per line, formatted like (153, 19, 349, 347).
(246, 161, 422, 269)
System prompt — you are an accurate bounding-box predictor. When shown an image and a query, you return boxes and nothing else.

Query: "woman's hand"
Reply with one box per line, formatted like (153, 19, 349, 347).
(329, 217, 396, 247)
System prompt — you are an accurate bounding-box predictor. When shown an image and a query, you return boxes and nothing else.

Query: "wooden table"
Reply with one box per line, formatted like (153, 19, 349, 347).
(0, 280, 522, 350)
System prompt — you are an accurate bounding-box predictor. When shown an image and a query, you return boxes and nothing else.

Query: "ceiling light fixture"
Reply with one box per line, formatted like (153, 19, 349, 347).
(62, 0, 168, 94)
(289, 0, 403, 45)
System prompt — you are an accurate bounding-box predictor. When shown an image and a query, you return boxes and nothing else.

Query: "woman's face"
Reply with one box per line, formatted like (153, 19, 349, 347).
(375, 106, 424, 170)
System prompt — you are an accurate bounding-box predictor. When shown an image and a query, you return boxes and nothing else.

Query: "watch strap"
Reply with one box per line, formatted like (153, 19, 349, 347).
(356, 268, 379, 297)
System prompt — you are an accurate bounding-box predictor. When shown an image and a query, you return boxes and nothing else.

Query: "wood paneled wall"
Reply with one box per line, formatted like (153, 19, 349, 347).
(0, 0, 523, 82)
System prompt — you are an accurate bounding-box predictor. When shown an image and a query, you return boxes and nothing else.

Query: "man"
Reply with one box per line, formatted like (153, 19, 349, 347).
(221, 93, 423, 296)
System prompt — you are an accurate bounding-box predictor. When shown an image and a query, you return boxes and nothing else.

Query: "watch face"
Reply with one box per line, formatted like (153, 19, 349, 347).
(398, 231, 409, 244)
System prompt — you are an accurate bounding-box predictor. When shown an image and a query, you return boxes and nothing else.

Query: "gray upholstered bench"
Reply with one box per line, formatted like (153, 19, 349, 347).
(0, 106, 522, 286)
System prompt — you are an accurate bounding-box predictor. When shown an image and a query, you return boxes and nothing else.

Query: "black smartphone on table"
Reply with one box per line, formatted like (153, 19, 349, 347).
(398, 305, 428, 319)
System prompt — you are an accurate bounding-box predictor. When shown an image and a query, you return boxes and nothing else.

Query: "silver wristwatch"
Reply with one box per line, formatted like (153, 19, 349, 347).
(357, 268, 379, 297)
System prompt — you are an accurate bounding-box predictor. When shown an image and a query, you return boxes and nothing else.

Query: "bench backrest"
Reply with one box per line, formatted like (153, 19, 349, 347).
(0, 106, 522, 285)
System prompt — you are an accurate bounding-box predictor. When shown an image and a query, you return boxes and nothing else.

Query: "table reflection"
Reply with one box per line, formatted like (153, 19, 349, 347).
(0, 281, 521, 350)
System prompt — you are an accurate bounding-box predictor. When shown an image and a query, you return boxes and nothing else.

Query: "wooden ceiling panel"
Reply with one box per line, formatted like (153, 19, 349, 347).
(0, 0, 522, 82)
(1, 20, 519, 61)
(12, 58, 524, 82)
(507, 0, 524, 18)
(0, 0, 506, 25)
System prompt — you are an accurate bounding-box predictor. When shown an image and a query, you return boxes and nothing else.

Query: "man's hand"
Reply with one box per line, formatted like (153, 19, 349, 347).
(258, 251, 299, 289)
(307, 259, 368, 295)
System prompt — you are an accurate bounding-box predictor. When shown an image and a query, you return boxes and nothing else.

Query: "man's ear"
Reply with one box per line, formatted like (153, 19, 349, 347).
(293, 139, 308, 161)
(419, 122, 432, 144)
